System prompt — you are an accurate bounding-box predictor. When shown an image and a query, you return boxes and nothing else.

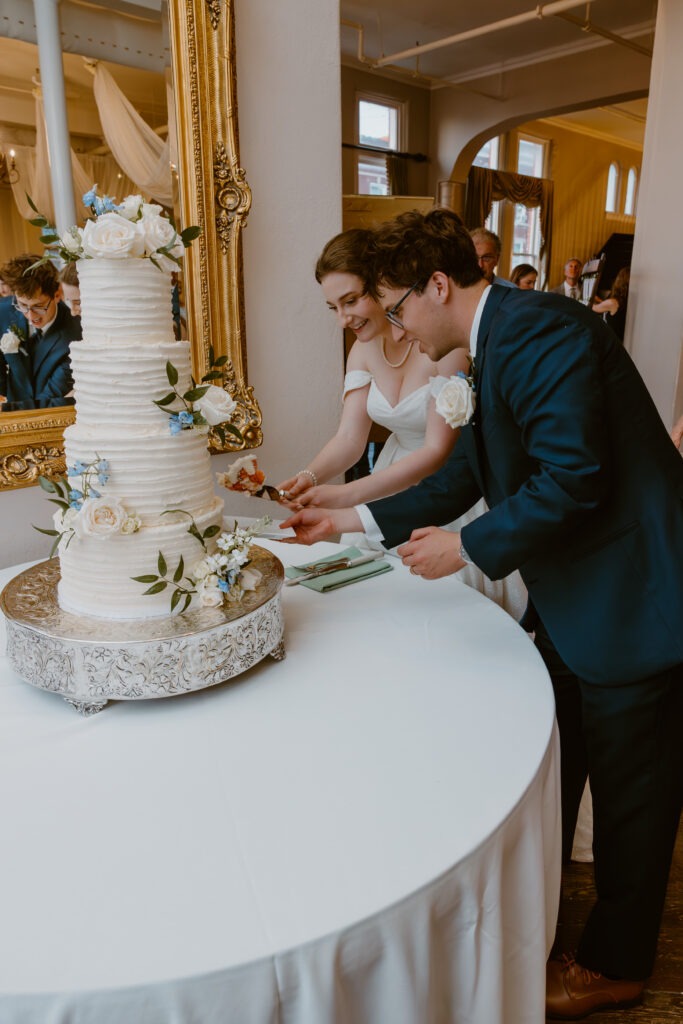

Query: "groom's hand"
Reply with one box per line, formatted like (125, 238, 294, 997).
(279, 507, 363, 545)
(398, 527, 467, 579)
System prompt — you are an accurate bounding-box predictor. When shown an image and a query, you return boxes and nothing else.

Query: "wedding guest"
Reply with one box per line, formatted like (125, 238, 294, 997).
(0, 254, 81, 410)
(277, 227, 527, 618)
(0, 271, 13, 297)
(510, 263, 538, 290)
(592, 267, 630, 342)
(551, 256, 583, 299)
(282, 208, 683, 1021)
(470, 227, 515, 287)
(58, 261, 81, 318)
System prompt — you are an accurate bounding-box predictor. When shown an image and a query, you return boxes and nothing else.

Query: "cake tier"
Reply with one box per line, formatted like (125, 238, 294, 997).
(58, 497, 225, 619)
(68, 340, 193, 431)
(63, 428, 217, 522)
(77, 257, 174, 344)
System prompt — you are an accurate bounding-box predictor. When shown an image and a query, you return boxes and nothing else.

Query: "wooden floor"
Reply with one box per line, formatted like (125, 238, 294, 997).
(548, 822, 683, 1022)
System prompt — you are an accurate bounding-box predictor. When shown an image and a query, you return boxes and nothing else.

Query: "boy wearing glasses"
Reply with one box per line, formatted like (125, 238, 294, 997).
(0, 253, 81, 411)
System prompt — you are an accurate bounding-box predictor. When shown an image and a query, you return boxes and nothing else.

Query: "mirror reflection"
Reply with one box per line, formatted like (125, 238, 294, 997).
(0, 31, 174, 413)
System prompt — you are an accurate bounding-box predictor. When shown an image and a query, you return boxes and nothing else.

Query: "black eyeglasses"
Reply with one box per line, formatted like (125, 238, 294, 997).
(385, 281, 421, 329)
(13, 296, 54, 316)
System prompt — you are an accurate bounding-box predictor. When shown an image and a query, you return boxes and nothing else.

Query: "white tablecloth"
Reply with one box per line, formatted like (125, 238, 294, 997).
(0, 539, 560, 1024)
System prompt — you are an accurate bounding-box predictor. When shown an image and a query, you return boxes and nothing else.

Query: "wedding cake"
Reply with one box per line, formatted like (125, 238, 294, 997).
(50, 192, 237, 619)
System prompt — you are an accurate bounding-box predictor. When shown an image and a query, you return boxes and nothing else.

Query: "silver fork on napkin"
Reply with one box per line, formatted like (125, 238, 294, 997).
(284, 551, 384, 586)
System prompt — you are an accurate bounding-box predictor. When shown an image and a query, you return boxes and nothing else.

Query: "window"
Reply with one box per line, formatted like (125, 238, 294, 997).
(510, 136, 547, 272)
(356, 95, 402, 195)
(605, 163, 620, 213)
(624, 167, 638, 216)
(473, 137, 500, 170)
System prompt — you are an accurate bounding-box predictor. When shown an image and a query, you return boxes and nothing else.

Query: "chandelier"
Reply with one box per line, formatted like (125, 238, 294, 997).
(0, 151, 19, 186)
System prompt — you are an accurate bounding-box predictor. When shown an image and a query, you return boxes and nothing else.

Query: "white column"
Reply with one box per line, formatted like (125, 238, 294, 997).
(33, 0, 77, 232)
(626, 0, 683, 427)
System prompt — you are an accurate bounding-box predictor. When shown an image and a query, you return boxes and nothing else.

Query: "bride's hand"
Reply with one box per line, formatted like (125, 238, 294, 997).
(297, 483, 356, 509)
(275, 472, 314, 500)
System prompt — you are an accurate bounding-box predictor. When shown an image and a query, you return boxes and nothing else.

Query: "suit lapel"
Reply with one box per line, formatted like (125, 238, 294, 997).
(473, 283, 507, 387)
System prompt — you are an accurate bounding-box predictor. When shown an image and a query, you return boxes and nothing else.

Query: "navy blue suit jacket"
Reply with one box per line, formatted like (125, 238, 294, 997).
(369, 285, 683, 685)
(0, 300, 80, 411)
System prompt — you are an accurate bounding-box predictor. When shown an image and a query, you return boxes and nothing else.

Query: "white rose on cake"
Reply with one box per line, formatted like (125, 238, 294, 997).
(117, 194, 144, 221)
(434, 374, 476, 429)
(0, 330, 21, 354)
(239, 567, 262, 592)
(196, 576, 223, 607)
(81, 212, 146, 259)
(79, 496, 129, 538)
(141, 214, 184, 271)
(60, 226, 83, 258)
(195, 385, 237, 426)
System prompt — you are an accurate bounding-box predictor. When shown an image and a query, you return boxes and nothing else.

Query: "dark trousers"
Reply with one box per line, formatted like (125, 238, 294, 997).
(534, 619, 683, 980)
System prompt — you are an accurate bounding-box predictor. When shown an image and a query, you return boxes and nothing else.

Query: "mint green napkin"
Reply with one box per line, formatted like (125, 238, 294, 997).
(285, 546, 393, 592)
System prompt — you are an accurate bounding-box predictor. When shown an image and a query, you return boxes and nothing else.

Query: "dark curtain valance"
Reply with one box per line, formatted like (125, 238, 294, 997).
(464, 165, 554, 266)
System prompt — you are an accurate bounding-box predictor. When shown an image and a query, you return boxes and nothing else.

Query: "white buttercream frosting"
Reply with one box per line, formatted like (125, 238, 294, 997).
(59, 258, 226, 619)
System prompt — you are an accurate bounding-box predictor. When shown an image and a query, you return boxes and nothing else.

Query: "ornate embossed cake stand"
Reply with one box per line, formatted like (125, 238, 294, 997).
(0, 546, 285, 715)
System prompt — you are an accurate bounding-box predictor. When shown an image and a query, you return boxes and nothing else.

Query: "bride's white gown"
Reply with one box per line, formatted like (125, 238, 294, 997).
(343, 370, 528, 619)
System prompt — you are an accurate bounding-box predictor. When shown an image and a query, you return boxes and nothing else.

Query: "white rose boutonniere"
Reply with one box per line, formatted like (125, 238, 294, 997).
(79, 496, 129, 538)
(433, 370, 476, 429)
(0, 330, 22, 354)
(195, 385, 237, 426)
(81, 212, 146, 259)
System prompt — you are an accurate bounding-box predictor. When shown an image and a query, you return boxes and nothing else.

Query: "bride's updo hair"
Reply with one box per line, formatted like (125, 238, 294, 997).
(315, 229, 379, 298)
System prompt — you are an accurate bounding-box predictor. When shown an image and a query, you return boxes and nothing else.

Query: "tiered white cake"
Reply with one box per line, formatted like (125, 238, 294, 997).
(58, 258, 224, 619)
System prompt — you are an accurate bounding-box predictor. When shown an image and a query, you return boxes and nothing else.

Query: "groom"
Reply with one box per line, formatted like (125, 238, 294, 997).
(283, 209, 683, 1019)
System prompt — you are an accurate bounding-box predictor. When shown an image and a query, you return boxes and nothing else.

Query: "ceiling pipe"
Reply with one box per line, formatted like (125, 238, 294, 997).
(374, 0, 594, 67)
(555, 11, 653, 57)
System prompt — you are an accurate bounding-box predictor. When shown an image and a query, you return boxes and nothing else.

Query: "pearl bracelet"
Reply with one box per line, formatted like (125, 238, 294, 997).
(297, 469, 318, 487)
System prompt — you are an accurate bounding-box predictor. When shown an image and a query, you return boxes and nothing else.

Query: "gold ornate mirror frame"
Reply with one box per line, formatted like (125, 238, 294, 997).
(0, 0, 261, 492)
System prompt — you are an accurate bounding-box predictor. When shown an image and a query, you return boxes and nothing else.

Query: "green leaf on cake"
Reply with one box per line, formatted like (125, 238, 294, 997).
(131, 574, 159, 584)
(166, 362, 179, 387)
(173, 556, 185, 583)
(203, 525, 220, 539)
(183, 386, 209, 402)
(154, 392, 178, 407)
(157, 551, 168, 576)
(170, 589, 181, 612)
(38, 476, 57, 493)
(33, 526, 59, 537)
(143, 581, 168, 595)
(180, 225, 201, 246)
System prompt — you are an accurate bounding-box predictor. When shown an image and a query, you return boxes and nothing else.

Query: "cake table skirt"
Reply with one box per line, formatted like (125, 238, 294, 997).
(0, 539, 561, 1024)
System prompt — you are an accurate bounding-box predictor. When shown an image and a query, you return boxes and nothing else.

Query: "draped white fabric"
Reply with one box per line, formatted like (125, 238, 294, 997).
(1, 64, 172, 236)
(91, 63, 173, 205)
(1, 94, 138, 232)
(0, 540, 561, 1024)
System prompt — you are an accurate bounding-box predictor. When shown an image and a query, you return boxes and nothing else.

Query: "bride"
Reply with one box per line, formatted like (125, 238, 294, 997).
(277, 228, 527, 618)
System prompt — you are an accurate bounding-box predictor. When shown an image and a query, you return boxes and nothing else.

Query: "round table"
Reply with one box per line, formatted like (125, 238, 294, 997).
(0, 538, 560, 1024)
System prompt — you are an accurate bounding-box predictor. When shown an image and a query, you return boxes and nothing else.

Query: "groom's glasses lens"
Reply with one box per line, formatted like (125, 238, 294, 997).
(13, 297, 53, 316)
(385, 281, 420, 329)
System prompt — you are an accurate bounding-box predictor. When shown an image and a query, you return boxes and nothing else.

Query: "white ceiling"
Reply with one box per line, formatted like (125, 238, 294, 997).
(340, 0, 657, 147)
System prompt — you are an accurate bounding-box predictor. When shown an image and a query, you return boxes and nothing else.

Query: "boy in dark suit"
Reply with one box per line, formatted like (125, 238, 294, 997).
(283, 209, 683, 1019)
(0, 254, 81, 411)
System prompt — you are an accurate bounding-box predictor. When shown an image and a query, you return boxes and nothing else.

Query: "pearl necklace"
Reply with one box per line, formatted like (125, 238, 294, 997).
(381, 337, 413, 368)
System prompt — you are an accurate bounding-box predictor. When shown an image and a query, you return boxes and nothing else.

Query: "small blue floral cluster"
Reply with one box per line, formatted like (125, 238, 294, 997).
(82, 187, 118, 215)
(66, 457, 109, 509)
(169, 411, 195, 434)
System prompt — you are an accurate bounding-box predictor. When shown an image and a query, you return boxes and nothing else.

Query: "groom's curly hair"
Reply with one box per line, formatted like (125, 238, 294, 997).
(370, 208, 483, 293)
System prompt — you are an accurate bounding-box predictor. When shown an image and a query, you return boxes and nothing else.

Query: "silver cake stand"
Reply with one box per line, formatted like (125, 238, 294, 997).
(0, 546, 285, 715)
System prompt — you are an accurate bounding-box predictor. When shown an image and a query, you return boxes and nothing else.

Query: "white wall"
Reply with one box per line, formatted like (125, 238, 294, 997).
(625, 0, 683, 425)
(0, 0, 343, 567)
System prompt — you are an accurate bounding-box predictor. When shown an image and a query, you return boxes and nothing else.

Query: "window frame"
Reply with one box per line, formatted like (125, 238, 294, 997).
(355, 91, 406, 196)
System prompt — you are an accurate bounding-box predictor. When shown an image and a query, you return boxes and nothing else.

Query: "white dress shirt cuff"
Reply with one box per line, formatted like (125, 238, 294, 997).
(355, 504, 387, 548)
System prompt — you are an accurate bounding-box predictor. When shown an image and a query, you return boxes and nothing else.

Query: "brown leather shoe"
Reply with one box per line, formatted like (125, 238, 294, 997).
(546, 954, 645, 1019)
